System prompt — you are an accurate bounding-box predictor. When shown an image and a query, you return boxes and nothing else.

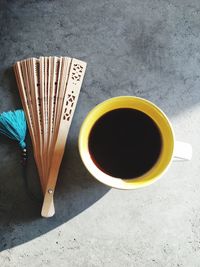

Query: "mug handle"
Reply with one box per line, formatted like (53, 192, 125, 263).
(173, 141, 192, 161)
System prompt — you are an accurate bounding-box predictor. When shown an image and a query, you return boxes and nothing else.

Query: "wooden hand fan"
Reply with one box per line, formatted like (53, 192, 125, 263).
(14, 56, 87, 217)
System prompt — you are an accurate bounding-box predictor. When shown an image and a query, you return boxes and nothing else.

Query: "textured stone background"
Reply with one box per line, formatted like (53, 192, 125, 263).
(0, 0, 200, 266)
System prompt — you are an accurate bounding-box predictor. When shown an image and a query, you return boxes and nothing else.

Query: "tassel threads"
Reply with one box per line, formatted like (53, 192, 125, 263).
(0, 109, 27, 149)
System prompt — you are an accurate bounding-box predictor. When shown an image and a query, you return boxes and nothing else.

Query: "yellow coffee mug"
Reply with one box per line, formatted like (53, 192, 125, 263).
(78, 96, 192, 189)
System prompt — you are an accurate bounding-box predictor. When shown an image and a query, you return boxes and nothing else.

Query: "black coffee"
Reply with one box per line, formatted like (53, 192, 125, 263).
(89, 108, 162, 179)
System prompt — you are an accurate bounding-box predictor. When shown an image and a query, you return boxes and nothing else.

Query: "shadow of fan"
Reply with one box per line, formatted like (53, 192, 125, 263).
(0, 67, 22, 109)
(0, 65, 109, 251)
(0, 138, 110, 251)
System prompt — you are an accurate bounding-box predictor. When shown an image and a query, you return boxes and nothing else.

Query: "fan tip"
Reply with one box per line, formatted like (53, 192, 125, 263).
(41, 196, 55, 218)
(41, 208, 55, 218)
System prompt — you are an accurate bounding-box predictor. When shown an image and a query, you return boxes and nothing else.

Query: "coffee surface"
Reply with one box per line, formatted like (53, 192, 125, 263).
(89, 108, 162, 178)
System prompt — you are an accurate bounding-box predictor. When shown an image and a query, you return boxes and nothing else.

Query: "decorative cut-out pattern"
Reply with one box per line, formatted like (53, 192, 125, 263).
(63, 92, 76, 121)
(71, 63, 83, 85)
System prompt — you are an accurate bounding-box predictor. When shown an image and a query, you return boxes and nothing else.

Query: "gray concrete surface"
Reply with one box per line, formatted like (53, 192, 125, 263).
(0, 0, 200, 266)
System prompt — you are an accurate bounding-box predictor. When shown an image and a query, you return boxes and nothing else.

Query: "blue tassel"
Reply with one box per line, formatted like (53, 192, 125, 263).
(0, 109, 27, 149)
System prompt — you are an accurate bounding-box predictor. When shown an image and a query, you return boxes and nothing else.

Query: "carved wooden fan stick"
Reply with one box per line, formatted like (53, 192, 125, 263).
(14, 56, 87, 217)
